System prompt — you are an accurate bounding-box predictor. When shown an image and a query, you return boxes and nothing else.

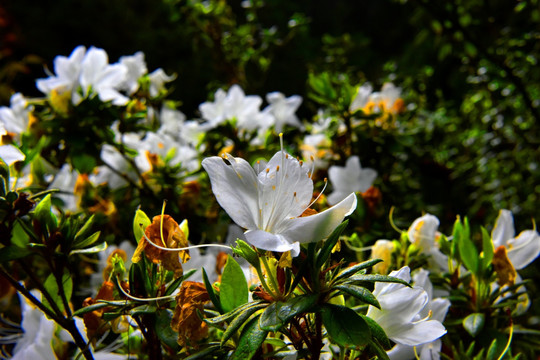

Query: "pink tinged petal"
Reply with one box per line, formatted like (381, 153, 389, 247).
(507, 230, 540, 269)
(202, 155, 259, 230)
(492, 209, 515, 248)
(390, 319, 446, 346)
(278, 193, 357, 245)
(244, 230, 301, 257)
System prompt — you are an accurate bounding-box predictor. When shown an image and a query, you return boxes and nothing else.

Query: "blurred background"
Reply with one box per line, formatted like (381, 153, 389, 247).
(2, 0, 539, 231)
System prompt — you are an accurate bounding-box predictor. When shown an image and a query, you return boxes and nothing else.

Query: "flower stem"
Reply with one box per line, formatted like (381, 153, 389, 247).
(260, 254, 281, 299)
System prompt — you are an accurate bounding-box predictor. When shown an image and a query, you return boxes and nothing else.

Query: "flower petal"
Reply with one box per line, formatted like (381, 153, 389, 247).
(202, 155, 259, 230)
(492, 209, 515, 248)
(244, 230, 300, 256)
(278, 193, 357, 245)
(391, 319, 446, 346)
(507, 230, 540, 269)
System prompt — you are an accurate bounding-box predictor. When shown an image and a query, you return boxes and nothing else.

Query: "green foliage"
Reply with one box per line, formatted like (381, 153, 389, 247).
(219, 256, 249, 313)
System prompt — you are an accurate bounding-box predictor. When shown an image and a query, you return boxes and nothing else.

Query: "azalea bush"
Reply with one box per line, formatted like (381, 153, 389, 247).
(0, 42, 538, 360)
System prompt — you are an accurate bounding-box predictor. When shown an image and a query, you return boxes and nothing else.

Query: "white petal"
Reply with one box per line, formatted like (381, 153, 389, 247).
(507, 230, 540, 269)
(387, 343, 415, 360)
(202, 155, 259, 230)
(407, 214, 439, 250)
(244, 230, 300, 256)
(391, 320, 446, 346)
(492, 209, 515, 248)
(278, 193, 357, 245)
(0, 144, 25, 165)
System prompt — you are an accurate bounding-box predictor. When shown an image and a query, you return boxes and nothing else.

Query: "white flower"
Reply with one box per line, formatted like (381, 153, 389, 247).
(90, 144, 138, 189)
(367, 82, 404, 114)
(119, 51, 148, 95)
(137, 132, 200, 173)
(301, 134, 332, 171)
(202, 149, 357, 257)
(79, 47, 129, 106)
(407, 214, 449, 272)
(36, 45, 86, 102)
(226, 85, 263, 131)
(387, 269, 450, 360)
(349, 83, 373, 113)
(11, 291, 57, 360)
(366, 266, 447, 347)
(49, 164, 80, 212)
(491, 209, 540, 269)
(0, 93, 31, 137)
(263, 92, 303, 132)
(327, 156, 377, 205)
(0, 144, 25, 166)
(199, 88, 228, 126)
(148, 68, 175, 97)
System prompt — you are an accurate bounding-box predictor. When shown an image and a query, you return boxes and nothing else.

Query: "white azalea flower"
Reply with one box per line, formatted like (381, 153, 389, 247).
(349, 83, 373, 113)
(148, 68, 175, 98)
(0, 144, 25, 166)
(11, 291, 57, 360)
(387, 269, 450, 360)
(136, 132, 199, 173)
(119, 51, 148, 95)
(227, 85, 263, 131)
(366, 266, 447, 347)
(301, 134, 332, 171)
(90, 144, 139, 189)
(263, 92, 303, 132)
(492, 209, 540, 269)
(367, 82, 404, 114)
(199, 88, 228, 127)
(327, 156, 377, 205)
(48, 164, 80, 212)
(79, 47, 129, 106)
(0, 93, 31, 137)
(36, 45, 86, 103)
(202, 148, 357, 257)
(407, 214, 450, 272)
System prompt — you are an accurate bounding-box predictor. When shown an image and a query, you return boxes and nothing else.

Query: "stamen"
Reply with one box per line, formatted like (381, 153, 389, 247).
(160, 200, 167, 248)
(306, 178, 327, 210)
(141, 224, 232, 252)
(115, 277, 176, 302)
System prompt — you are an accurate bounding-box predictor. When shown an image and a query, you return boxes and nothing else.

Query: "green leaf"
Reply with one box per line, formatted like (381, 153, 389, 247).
(322, 304, 371, 348)
(72, 231, 102, 251)
(33, 194, 58, 233)
(233, 239, 260, 268)
(230, 316, 268, 360)
(184, 345, 222, 360)
(71, 153, 96, 174)
(335, 258, 383, 282)
(316, 220, 348, 268)
(129, 304, 157, 316)
(133, 208, 151, 243)
(220, 256, 248, 313)
(334, 284, 380, 309)
(368, 338, 391, 360)
(221, 303, 267, 346)
(202, 268, 223, 314)
(73, 214, 96, 246)
(164, 269, 197, 296)
(72, 302, 111, 317)
(486, 338, 499, 360)
(347, 274, 411, 287)
(42, 269, 73, 314)
(463, 313, 485, 337)
(155, 309, 180, 351)
(69, 240, 106, 256)
(360, 315, 391, 349)
(0, 245, 32, 262)
(480, 227, 494, 272)
(259, 294, 318, 332)
(205, 301, 265, 326)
